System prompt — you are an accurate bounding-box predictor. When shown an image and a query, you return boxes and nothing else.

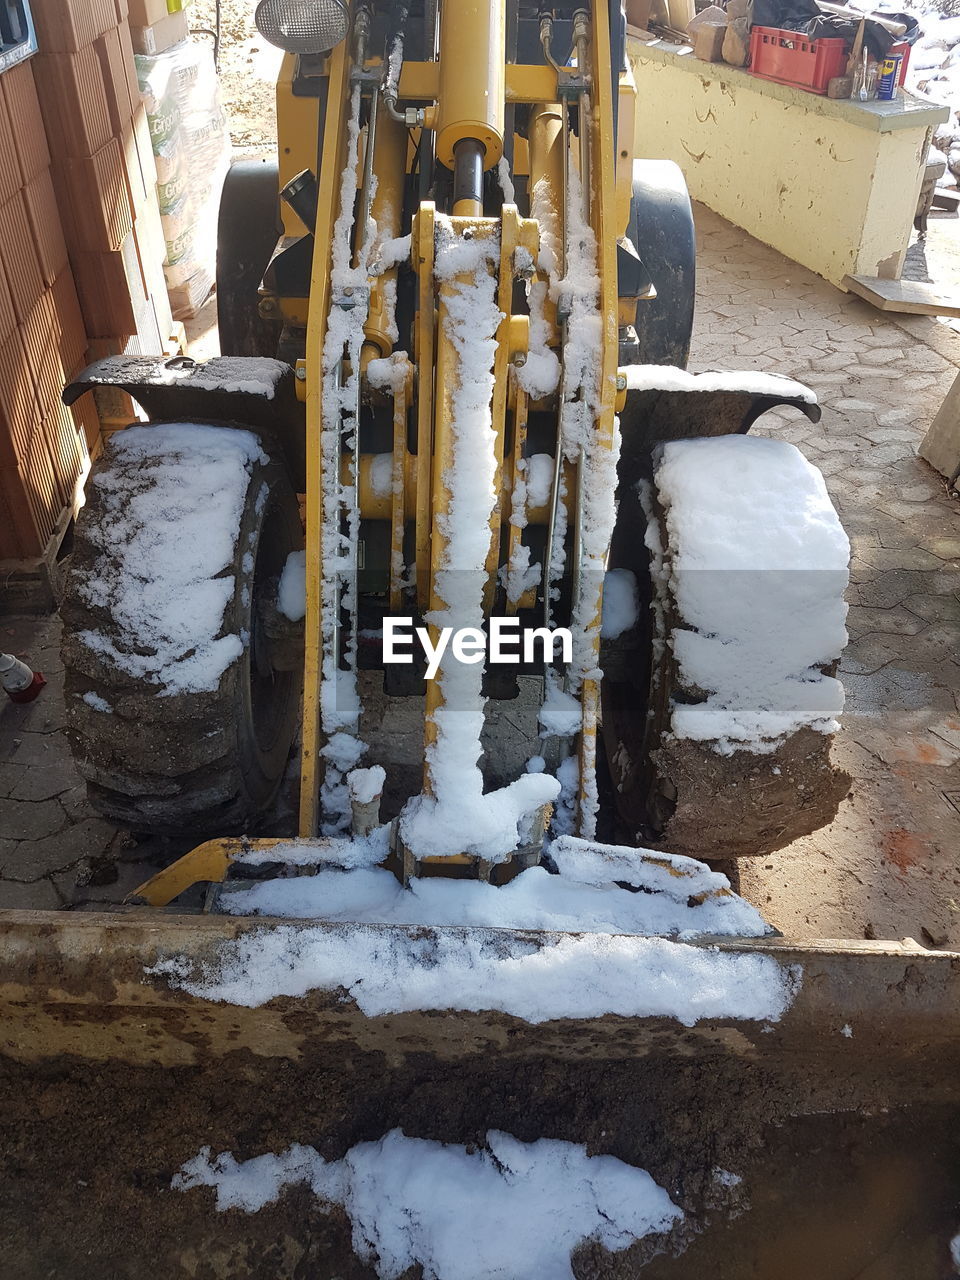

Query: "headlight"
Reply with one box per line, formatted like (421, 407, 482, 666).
(254, 0, 349, 55)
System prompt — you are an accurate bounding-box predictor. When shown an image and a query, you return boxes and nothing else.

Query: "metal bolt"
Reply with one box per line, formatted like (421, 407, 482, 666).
(295, 366, 307, 381)
(616, 371, 627, 392)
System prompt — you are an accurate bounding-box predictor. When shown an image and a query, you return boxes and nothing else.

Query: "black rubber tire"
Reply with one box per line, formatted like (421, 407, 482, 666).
(628, 159, 696, 369)
(217, 159, 283, 358)
(61, 427, 303, 836)
(600, 449, 850, 860)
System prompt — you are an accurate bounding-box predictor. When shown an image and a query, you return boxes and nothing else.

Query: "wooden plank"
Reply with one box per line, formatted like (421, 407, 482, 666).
(919, 367, 960, 482)
(843, 273, 960, 318)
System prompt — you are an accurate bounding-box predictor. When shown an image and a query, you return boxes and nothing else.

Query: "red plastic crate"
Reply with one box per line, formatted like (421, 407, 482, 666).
(749, 25, 849, 95)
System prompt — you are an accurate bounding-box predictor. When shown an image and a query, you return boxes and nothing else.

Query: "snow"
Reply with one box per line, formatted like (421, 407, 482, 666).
(80, 691, 112, 713)
(367, 356, 408, 394)
(399, 221, 563, 863)
(712, 1168, 742, 1189)
(600, 568, 638, 640)
(348, 765, 386, 805)
(951, 1230, 960, 1272)
(622, 364, 818, 405)
(316, 85, 369, 826)
(75, 424, 266, 695)
(841, 1023, 853, 1038)
(525, 452, 555, 508)
(82, 355, 287, 400)
(369, 451, 394, 499)
(218, 856, 769, 937)
(652, 436, 849, 755)
(151, 926, 798, 1023)
(496, 155, 516, 205)
(526, 754, 546, 773)
(173, 1130, 682, 1280)
(538, 669, 582, 737)
(277, 549, 306, 622)
(237, 826, 392, 869)
(517, 177, 561, 400)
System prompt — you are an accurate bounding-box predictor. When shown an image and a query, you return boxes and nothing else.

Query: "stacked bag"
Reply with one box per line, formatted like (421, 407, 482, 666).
(136, 37, 231, 318)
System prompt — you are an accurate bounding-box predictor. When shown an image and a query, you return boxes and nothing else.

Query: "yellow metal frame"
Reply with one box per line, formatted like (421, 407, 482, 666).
(133, 0, 646, 902)
(299, 37, 355, 837)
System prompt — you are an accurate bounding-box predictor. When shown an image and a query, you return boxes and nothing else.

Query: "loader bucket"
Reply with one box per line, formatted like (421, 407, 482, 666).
(1, 909, 958, 1278)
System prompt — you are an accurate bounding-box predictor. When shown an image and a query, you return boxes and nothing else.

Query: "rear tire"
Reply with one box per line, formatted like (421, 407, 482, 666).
(61, 426, 303, 836)
(217, 159, 283, 358)
(627, 159, 696, 369)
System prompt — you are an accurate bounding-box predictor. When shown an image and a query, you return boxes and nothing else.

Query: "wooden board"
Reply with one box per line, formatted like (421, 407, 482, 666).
(920, 367, 960, 482)
(843, 273, 960, 318)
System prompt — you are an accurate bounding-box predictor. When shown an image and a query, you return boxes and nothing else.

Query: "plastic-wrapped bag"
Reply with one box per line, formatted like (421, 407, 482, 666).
(136, 39, 231, 318)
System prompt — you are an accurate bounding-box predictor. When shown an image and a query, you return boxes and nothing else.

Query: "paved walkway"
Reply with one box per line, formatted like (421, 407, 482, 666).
(1, 204, 958, 942)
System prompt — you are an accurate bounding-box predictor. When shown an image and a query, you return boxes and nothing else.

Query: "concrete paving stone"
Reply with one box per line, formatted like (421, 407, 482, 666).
(808, 371, 864, 387)
(859, 348, 905, 365)
(863, 427, 926, 443)
(818, 353, 852, 372)
(861, 330, 916, 348)
(877, 407, 920, 427)
(0, 879, 61, 911)
(855, 547, 944, 571)
(928, 568, 960, 595)
(814, 454, 849, 477)
(857, 570, 929, 609)
(904, 623, 960, 665)
(832, 397, 883, 415)
(875, 525, 922, 549)
(4, 761, 79, 802)
(1, 730, 73, 769)
(927, 538, 960, 561)
(0, 817, 118, 882)
(58, 784, 95, 823)
(0, 796, 68, 842)
(844, 605, 927, 636)
(840, 634, 902, 675)
(815, 436, 861, 453)
(861, 444, 919, 465)
(899, 375, 941, 393)
(899, 483, 946, 503)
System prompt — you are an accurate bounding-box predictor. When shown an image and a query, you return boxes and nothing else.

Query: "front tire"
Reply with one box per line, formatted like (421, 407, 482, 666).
(61, 423, 303, 836)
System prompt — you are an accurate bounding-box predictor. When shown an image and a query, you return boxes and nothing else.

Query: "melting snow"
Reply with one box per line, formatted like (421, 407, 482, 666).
(148, 922, 797, 1024)
(652, 435, 849, 754)
(172, 1130, 682, 1280)
(278, 549, 306, 622)
(600, 568, 639, 640)
(74, 424, 266, 695)
(622, 364, 817, 404)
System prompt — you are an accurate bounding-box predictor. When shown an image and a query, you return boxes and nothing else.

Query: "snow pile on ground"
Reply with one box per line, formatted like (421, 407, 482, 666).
(651, 435, 849, 755)
(172, 1130, 682, 1279)
(149, 924, 798, 1024)
(75, 424, 266, 695)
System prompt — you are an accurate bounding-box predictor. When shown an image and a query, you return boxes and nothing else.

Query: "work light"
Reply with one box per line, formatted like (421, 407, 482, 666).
(254, 0, 349, 54)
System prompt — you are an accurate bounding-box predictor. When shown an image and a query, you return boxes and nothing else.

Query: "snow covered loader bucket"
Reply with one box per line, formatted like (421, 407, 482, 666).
(28, 0, 960, 1272)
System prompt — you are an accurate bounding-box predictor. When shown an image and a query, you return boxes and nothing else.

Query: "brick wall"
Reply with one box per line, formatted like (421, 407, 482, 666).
(0, 0, 178, 562)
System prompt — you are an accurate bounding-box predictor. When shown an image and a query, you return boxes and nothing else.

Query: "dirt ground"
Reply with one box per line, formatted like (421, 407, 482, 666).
(190, 0, 281, 152)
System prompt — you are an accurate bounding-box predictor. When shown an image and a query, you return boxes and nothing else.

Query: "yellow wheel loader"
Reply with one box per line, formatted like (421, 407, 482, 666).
(1, 1, 955, 1275)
